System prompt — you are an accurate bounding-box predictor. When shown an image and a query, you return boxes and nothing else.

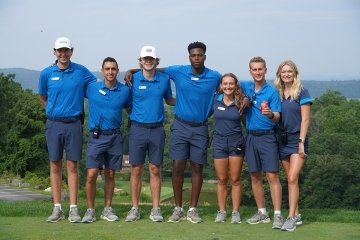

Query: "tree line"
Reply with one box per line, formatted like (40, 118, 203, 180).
(0, 73, 359, 209)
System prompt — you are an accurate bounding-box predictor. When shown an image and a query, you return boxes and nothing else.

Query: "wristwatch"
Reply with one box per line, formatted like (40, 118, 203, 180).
(298, 138, 304, 143)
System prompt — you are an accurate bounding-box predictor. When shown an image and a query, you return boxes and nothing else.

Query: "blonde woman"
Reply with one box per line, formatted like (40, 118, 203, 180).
(212, 73, 247, 224)
(274, 60, 312, 231)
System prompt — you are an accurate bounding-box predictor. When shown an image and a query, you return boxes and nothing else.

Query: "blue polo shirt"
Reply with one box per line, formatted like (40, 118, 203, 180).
(38, 61, 97, 117)
(281, 88, 312, 133)
(213, 93, 243, 136)
(241, 81, 281, 131)
(129, 71, 172, 123)
(163, 65, 221, 122)
(86, 81, 130, 131)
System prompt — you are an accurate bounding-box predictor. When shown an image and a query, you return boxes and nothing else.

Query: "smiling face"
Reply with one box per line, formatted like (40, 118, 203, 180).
(54, 48, 73, 66)
(140, 57, 157, 71)
(249, 61, 267, 83)
(102, 61, 119, 84)
(220, 75, 237, 96)
(280, 64, 295, 84)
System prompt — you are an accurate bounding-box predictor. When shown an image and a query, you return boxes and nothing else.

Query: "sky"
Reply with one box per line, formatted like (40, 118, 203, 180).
(0, 0, 359, 80)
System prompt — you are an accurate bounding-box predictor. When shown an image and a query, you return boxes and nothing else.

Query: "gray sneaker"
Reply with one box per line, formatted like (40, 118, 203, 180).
(215, 210, 226, 223)
(82, 208, 96, 223)
(167, 207, 185, 223)
(47, 206, 65, 223)
(125, 207, 140, 222)
(149, 207, 163, 222)
(272, 214, 285, 229)
(100, 207, 119, 222)
(231, 211, 241, 224)
(246, 211, 271, 224)
(187, 208, 203, 223)
(68, 207, 82, 223)
(281, 217, 297, 231)
(294, 214, 303, 226)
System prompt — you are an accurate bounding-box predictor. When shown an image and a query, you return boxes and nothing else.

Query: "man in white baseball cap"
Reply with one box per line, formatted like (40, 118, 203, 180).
(54, 37, 73, 50)
(140, 45, 157, 59)
(39, 37, 97, 223)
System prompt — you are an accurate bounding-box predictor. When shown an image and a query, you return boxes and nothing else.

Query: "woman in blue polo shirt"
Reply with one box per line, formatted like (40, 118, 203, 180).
(212, 73, 247, 224)
(274, 60, 312, 231)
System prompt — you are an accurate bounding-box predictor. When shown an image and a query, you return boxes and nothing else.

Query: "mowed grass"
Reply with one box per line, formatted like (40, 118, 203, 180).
(0, 179, 360, 240)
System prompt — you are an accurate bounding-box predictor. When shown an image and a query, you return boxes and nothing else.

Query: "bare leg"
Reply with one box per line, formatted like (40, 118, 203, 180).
(104, 168, 116, 207)
(266, 172, 282, 212)
(229, 156, 243, 212)
(66, 160, 78, 205)
(149, 163, 161, 208)
(250, 171, 265, 209)
(214, 158, 229, 211)
(130, 164, 144, 207)
(50, 160, 62, 204)
(85, 168, 99, 208)
(282, 154, 305, 217)
(190, 161, 203, 208)
(172, 160, 186, 207)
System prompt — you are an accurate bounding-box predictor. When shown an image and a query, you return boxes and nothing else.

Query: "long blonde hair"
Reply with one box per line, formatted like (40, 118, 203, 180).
(274, 60, 302, 101)
(217, 73, 246, 109)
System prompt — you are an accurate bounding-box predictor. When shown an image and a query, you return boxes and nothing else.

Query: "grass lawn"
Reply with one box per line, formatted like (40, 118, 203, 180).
(1, 216, 359, 240)
(1, 179, 359, 240)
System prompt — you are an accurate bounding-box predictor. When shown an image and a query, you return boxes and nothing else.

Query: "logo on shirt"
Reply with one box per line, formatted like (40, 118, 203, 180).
(191, 77, 199, 81)
(217, 107, 226, 111)
(99, 89, 106, 95)
(51, 77, 60, 81)
(138, 86, 147, 90)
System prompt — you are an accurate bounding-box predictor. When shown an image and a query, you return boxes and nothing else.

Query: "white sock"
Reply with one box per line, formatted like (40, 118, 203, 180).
(70, 204, 77, 209)
(258, 208, 267, 214)
(54, 203, 62, 210)
(175, 206, 183, 211)
(274, 210, 281, 215)
(189, 207, 196, 211)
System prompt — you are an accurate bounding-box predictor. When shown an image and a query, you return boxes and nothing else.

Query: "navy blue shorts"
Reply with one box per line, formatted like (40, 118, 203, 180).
(279, 133, 309, 159)
(129, 125, 165, 166)
(169, 119, 209, 164)
(245, 133, 279, 173)
(86, 132, 123, 170)
(45, 119, 82, 161)
(212, 133, 245, 158)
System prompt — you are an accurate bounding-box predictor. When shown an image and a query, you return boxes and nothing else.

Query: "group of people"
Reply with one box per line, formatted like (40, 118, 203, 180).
(38, 37, 312, 232)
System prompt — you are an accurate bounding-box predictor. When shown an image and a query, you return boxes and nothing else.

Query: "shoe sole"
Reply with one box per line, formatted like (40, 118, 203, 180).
(295, 221, 303, 226)
(246, 218, 271, 224)
(150, 216, 163, 222)
(167, 216, 185, 223)
(186, 217, 202, 223)
(68, 217, 82, 223)
(214, 219, 226, 223)
(100, 215, 119, 222)
(281, 226, 296, 232)
(125, 217, 140, 222)
(231, 220, 242, 224)
(82, 219, 96, 223)
(47, 216, 65, 223)
(272, 225, 282, 229)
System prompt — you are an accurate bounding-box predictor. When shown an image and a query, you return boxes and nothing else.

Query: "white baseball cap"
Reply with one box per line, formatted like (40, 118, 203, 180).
(140, 46, 156, 58)
(54, 37, 73, 49)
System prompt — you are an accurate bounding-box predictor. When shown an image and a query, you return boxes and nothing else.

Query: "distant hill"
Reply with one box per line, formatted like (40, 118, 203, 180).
(1, 68, 359, 99)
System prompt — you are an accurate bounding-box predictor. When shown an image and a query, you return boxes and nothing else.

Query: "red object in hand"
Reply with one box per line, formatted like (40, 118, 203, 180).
(260, 101, 268, 112)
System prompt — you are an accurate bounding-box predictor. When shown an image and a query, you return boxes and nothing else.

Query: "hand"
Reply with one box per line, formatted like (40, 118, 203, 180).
(298, 143, 307, 158)
(261, 106, 272, 116)
(238, 97, 250, 114)
(124, 70, 133, 86)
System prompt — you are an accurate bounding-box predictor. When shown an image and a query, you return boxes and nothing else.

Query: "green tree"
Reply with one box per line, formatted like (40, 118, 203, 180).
(0, 74, 47, 177)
